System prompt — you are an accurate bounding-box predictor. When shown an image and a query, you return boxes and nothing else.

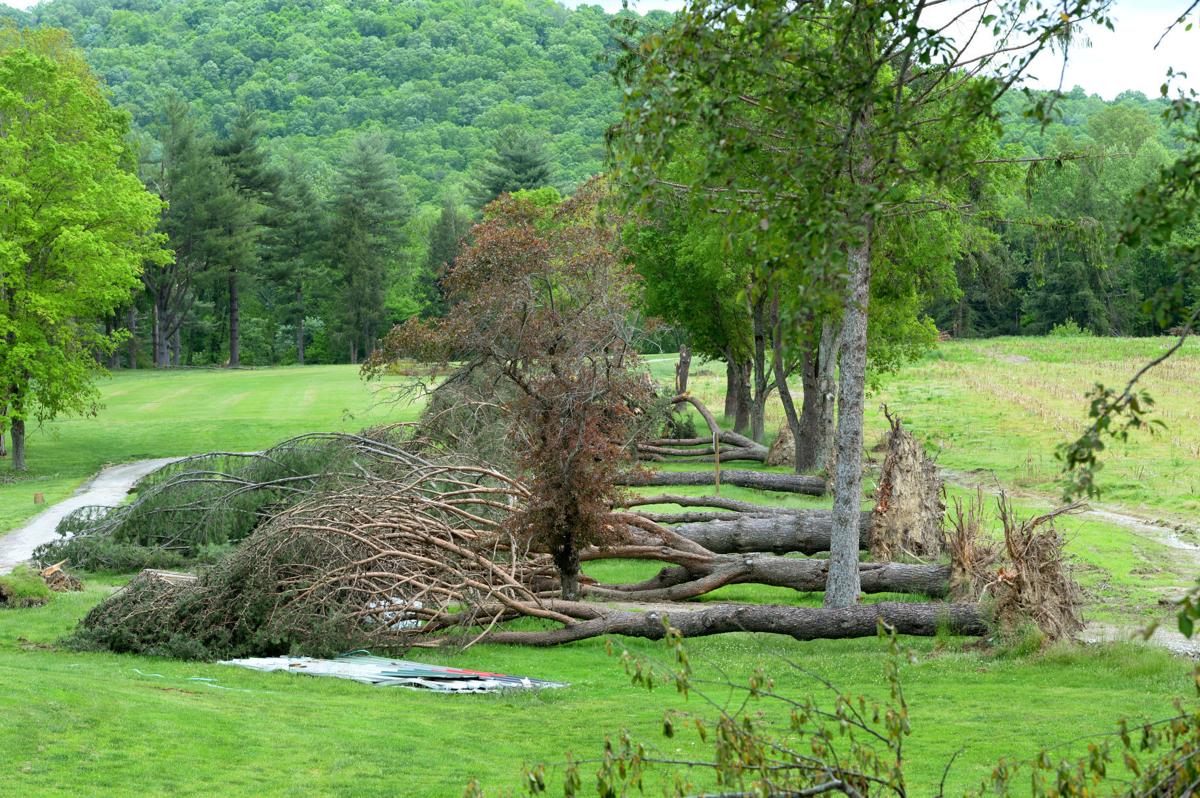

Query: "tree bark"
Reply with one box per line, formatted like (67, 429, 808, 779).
(750, 297, 770, 443)
(617, 469, 825, 495)
(825, 231, 873, 609)
(127, 307, 138, 370)
(723, 357, 739, 420)
(11, 417, 25, 472)
(796, 319, 841, 473)
(295, 283, 306, 366)
(584, 557, 951, 602)
(482, 601, 987, 646)
(228, 269, 240, 368)
(734, 360, 751, 435)
(675, 344, 691, 393)
(671, 510, 872, 555)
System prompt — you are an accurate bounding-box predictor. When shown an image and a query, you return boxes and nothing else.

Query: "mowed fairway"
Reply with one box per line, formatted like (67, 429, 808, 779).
(0, 343, 1198, 797)
(0, 365, 408, 532)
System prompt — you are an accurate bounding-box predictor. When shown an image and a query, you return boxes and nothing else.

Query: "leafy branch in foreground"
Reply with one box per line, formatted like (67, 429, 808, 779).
(472, 625, 1200, 798)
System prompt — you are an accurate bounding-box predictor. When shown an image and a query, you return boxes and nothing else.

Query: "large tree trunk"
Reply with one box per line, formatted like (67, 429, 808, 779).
(584, 557, 951, 602)
(825, 232, 873, 609)
(10, 417, 25, 472)
(127, 307, 138, 370)
(349, 340, 358, 365)
(734, 361, 751, 435)
(675, 344, 691, 394)
(796, 318, 841, 473)
(170, 327, 181, 367)
(483, 601, 987, 647)
(152, 302, 165, 368)
(723, 357, 739, 420)
(295, 283, 306, 366)
(618, 469, 825, 495)
(750, 299, 770, 443)
(228, 270, 240, 368)
(671, 510, 872, 555)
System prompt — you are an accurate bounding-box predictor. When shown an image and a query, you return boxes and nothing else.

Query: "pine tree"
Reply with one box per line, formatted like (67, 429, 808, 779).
(328, 134, 407, 363)
(470, 126, 553, 208)
(263, 157, 327, 365)
(418, 199, 471, 318)
(213, 107, 279, 367)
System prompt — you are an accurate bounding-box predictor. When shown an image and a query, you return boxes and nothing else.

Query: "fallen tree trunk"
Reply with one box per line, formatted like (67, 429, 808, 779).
(582, 556, 951, 601)
(642, 395, 770, 463)
(483, 600, 987, 646)
(673, 511, 873, 555)
(617, 493, 799, 515)
(618, 469, 825, 495)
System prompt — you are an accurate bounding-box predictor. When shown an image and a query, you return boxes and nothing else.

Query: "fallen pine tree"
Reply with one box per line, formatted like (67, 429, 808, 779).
(617, 468, 825, 495)
(69, 460, 1081, 656)
(637, 395, 770, 464)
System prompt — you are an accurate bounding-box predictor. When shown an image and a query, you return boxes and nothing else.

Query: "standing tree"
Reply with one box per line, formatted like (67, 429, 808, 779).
(0, 27, 165, 470)
(417, 198, 471, 319)
(142, 98, 252, 368)
(328, 133, 408, 363)
(368, 180, 652, 600)
(213, 107, 279, 368)
(470, 125, 554, 208)
(614, 0, 1109, 606)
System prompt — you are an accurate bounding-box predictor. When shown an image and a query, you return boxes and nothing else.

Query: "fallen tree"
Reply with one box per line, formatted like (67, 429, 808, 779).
(617, 468, 825, 495)
(638, 395, 769, 463)
(669, 511, 873, 555)
(483, 600, 987, 646)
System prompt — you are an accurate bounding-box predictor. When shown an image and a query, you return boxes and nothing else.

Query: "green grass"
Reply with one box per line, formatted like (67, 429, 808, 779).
(0, 365, 408, 532)
(0, 348, 1197, 796)
(0, 579, 1192, 797)
(0, 565, 53, 607)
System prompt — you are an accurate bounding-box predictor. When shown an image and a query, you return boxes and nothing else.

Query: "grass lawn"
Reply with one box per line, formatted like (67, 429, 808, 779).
(0, 365, 407, 532)
(0, 343, 1197, 796)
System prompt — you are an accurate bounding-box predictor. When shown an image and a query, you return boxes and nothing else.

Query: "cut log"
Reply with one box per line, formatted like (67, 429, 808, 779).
(673, 511, 873, 555)
(618, 469, 825, 495)
(483, 600, 988, 646)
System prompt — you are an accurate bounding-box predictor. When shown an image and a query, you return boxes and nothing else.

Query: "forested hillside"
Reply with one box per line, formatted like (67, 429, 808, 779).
(11, 0, 642, 203)
(0, 0, 1193, 371)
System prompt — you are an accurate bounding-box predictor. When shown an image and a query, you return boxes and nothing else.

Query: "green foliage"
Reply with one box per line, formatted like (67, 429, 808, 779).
(0, 26, 166, 466)
(470, 125, 554, 209)
(24, 0, 625, 205)
(0, 565, 53, 608)
(1048, 318, 1094, 337)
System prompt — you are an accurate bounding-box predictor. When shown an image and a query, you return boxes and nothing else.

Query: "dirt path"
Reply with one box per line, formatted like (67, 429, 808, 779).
(0, 458, 180, 574)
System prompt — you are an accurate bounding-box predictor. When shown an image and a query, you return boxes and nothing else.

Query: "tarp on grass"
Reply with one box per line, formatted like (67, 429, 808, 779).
(219, 652, 567, 693)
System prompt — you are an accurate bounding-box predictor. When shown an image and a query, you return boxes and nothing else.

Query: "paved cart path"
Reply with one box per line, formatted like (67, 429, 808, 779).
(0, 458, 180, 574)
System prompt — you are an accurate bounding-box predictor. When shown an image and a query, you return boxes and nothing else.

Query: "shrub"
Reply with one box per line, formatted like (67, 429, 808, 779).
(0, 566, 53, 608)
(1048, 317, 1094, 337)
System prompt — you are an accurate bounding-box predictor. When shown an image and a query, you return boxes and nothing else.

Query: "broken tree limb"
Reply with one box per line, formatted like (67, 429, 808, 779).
(481, 600, 988, 646)
(672, 511, 873, 555)
(617, 469, 826, 495)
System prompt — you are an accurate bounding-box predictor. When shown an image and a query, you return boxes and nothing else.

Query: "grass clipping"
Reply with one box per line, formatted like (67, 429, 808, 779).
(948, 490, 1084, 642)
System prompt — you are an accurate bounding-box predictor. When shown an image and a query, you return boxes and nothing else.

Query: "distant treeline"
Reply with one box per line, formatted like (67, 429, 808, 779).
(3, 0, 1193, 370)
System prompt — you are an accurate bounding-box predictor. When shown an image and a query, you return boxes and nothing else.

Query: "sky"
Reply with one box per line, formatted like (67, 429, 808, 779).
(3, 0, 1194, 100)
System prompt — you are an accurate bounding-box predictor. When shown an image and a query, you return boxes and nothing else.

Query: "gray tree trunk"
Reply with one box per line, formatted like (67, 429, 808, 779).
(11, 417, 25, 472)
(618, 468, 825, 495)
(485, 601, 988, 647)
(723, 356, 739, 420)
(672, 510, 872, 555)
(750, 298, 769, 443)
(796, 319, 841, 472)
(127, 307, 138, 370)
(825, 234, 873, 609)
(734, 360, 751, 435)
(675, 344, 691, 393)
(295, 284, 306, 366)
(228, 270, 240, 368)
